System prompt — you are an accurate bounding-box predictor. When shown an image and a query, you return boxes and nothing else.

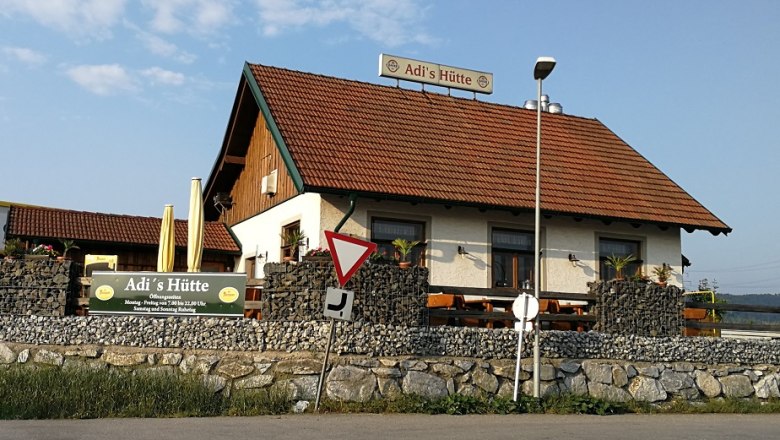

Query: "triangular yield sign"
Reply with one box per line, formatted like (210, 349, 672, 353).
(324, 230, 377, 287)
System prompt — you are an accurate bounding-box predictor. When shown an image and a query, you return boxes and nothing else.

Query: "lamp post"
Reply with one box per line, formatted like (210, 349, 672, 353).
(532, 56, 555, 398)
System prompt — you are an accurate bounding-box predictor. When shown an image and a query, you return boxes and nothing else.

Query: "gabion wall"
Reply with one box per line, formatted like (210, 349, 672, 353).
(591, 281, 684, 337)
(0, 259, 81, 316)
(2, 315, 780, 366)
(261, 261, 429, 326)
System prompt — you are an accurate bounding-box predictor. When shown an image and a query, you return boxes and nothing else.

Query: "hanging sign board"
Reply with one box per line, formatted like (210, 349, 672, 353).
(379, 53, 493, 94)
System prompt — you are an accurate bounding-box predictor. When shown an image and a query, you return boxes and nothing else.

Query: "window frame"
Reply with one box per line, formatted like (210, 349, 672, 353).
(598, 236, 644, 280)
(370, 217, 427, 266)
(491, 227, 534, 289)
(280, 221, 301, 261)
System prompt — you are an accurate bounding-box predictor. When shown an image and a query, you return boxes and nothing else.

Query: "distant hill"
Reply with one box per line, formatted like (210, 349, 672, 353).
(716, 293, 780, 324)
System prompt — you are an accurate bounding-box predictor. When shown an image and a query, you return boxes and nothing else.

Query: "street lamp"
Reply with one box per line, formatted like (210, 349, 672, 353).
(533, 56, 555, 399)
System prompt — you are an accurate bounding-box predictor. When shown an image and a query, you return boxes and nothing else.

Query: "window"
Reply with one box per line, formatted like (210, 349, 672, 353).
(280, 221, 301, 260)
(370, 218, 426, 266)
(491, 228, 534, 289)
(599, 237, 642, 280)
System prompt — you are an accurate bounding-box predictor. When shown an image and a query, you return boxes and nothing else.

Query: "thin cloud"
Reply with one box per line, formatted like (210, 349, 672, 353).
(2, 46, 47, 65)
(255, 0, 437, 47)
(65, 64, 139, 96)
(135, 29, 198, 64)
(142, 0, 235, 35)
(65, 63, 190, 96)
(141, 67, 186, 86)
(0, 0, 126, 39)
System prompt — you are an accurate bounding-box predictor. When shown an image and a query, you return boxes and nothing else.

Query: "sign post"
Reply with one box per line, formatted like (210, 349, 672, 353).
(512, 293, 539, 402)
(314, 231, 376, 412)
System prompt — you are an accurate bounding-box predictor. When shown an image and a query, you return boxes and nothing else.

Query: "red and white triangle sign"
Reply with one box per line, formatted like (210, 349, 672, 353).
(324, 230, 377, 287)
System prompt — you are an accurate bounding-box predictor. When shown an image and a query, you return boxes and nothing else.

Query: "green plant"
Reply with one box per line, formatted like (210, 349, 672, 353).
(59, 239, 80, 259)
(28, 244, 58, 257)
(605, 254, 636, 280)
(280, 230, 306, 247)
(280, 229, 306, 260)
(652, 264, 672, 284)
(3, 238, 24, 258)
(391, 238, 420, 262)
(686, 278, 727, 321)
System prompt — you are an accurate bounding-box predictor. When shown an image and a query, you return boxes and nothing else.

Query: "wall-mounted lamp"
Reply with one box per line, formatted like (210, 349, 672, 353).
(457, 245, 469, 257)
(213, 192, 233, 214)
(568, 253, 580, 266)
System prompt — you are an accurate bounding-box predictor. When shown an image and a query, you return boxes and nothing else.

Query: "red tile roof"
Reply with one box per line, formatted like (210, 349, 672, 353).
(7, 205, 240, 253)
(243, 63, 729, 234)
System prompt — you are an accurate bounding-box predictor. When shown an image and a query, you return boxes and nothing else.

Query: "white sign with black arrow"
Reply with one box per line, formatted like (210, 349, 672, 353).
(323, 287, 354, 321)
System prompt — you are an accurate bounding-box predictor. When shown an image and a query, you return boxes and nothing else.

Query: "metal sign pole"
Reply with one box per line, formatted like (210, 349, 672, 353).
(511, 293, 538, 402)
(513, 315, 527, 402)
(314, 317, 336, 412)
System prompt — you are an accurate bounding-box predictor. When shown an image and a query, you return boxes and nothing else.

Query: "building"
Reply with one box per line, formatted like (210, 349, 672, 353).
(204, 62, 730, 293)
(5, 205, 240, 272)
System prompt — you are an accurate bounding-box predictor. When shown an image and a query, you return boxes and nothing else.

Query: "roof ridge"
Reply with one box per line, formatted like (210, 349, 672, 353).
(247, 61, 602, 124)
(12, 204, 223, 225)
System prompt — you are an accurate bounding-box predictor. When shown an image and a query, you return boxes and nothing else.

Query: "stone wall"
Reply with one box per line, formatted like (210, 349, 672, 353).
(591, 281, 683, 337)
(2, 315, 780, 366)
(0, 259, 81, 316)
(261, 261, 429, 326)
(1, 342, 777, 404)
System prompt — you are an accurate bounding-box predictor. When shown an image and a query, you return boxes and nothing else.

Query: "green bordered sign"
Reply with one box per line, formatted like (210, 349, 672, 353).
(90, 272, 246, 317)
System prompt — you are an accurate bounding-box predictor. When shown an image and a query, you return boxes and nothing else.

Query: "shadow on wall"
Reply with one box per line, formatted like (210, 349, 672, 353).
(427, 243, 486, 271)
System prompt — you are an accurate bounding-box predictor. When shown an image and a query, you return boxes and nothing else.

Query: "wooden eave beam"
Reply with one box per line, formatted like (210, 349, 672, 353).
(223, 155, 246, 165)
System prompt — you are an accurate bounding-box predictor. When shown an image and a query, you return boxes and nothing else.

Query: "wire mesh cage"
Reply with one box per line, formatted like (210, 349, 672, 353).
(261, 261, 429, 326)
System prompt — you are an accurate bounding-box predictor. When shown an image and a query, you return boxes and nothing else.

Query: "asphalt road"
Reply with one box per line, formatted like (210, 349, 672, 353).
(2, 414, 778, 440)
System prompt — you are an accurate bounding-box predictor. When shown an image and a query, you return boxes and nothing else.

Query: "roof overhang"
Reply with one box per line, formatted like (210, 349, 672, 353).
(308, 186, 732, 236)
(203, 62, 304, 221)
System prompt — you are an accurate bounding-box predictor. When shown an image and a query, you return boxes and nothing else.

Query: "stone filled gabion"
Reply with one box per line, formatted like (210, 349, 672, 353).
(261, 261, 429, 327)
(590, 281, 683, 337)
(2, 315, 780, 366)
(0, 260, 81, 316)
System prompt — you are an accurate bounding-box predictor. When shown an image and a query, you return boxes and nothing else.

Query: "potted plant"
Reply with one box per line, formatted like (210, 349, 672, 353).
(303, 247, 331, 262)
(280, 230, 306, 262)
(26, 243, 59, 260)
(3, 238, 24, 260)
(59, 239, 80, 260)
(369, 249, 394, 265)
(652, 264, 672, 286)
(392, 238, 420, 269)
(605, 254, 636, 280)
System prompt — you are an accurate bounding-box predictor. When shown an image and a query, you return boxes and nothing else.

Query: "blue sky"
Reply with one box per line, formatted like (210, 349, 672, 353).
(1, 1, 778, 294)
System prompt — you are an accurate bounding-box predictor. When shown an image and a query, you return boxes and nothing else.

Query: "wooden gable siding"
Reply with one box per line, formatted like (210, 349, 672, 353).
(220, 111, 299, 226)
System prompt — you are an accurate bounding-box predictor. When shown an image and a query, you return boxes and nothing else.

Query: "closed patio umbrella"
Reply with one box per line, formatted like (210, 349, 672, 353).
(157, 204, 175, 272)
(187, 177, 204, 272)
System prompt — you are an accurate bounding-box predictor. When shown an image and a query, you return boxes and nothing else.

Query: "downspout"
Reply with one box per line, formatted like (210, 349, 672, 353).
(334, 193, 358, 233)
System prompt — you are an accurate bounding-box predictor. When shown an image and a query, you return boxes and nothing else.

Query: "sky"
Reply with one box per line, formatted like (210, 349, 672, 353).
(1, 0, 779, 294)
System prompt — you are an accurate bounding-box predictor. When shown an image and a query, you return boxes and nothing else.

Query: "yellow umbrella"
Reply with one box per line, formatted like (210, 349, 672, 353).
(187, 177, 204, 272)
(157, 204, 175, 272)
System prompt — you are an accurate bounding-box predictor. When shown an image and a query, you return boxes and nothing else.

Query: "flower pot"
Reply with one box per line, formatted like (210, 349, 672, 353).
(398, 261, 411, 269)
(24, 254, 50, 260)
(302, 256, 331, 262)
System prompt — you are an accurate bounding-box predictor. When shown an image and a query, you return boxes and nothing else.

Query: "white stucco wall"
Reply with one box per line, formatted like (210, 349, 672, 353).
(228, 193, 684, 291)
(320, 195, 683, 293)
(230, 193, 322, 276)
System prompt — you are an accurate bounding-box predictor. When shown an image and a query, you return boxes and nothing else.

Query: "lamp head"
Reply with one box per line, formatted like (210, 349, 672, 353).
(534, 56, 556, 80)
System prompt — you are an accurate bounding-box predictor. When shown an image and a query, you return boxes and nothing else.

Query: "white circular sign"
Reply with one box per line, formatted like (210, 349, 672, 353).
(512, 293, 539, 320)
